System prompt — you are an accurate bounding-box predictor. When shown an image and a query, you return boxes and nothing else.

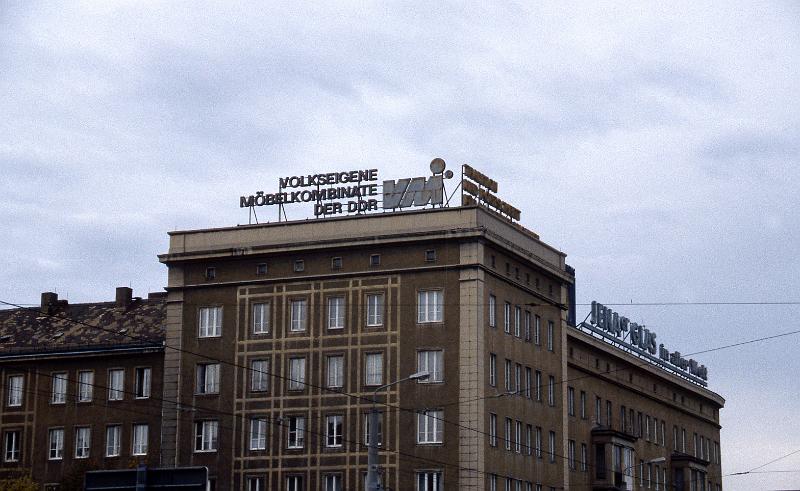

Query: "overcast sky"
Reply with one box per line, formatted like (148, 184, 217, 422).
(2, 2, 799, 489)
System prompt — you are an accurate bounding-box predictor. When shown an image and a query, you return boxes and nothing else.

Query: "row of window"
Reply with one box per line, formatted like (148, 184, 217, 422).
(487, 414, 566, 465)
(246, 469, 442, 491)
(487, 296, 555, 350)
(5, 368, 151, 408)
(487, 476, 556, 491)
(489, 253, 556, 297)
(2, 424, 149, 463)
(199, 290, 444, 338)
(488, 354, 556, 405)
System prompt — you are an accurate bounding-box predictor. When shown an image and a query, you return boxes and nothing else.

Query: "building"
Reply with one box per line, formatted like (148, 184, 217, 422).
(0, 288, 165, 489)
(0, 162, 724, 490)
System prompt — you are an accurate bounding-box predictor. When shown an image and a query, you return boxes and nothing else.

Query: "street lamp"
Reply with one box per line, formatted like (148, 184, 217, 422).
(366, 371, 430, 491)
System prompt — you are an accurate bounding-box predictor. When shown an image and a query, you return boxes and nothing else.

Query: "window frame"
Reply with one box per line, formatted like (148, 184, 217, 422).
(74, 426, 91, 459)
(326, 354, 344, 389)
(364, 352, 384, 386)
(105, 424, 121, 458)
(327, 296, 346, 330)
(252, 302, 270, 335)
(287, 357, 306, 391)
(287, 415, 305, 449)
(132, 423, 148, 456)
(289, 298, 308, 333)
(250, 359, 269, 392)
(365, 292, 385, 327)
(198, 306, 222, 338)
(107, 368, 125, 401)
(325, 414, 344, 448)
(417, 410, 444, 445)
(417, 289, 444, 324)
(417, 349, 444, 383)
(48, 427, 64, 460)
(134, 366, 151, 399)
(4, 430, 20, 462)
(249, 417, 267, 451)
(7, 374, 23, 407)
(196, 363, 220, 395)
(194, 420, 219, 453)
(51, 372, 67, 404)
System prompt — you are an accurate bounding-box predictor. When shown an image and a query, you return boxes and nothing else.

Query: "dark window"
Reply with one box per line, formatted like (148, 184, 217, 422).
(205, 267, 216, 280)
(506, 263, 510, 274)
(331, 257, 342, 270)
(490, 255, 496, 268)
(549, 284, 553, 295)
(595, 444, 606, 479)
(256, 263, 267, 275)
(526, 273, 530, 285)
(370, 254, 381, 266)
(425, 250, 436, 262)
(515, 267, 520, 279)
(569, 347, 573, 358)
(535, 278, 540, 289)
(293, 260, 304, 272)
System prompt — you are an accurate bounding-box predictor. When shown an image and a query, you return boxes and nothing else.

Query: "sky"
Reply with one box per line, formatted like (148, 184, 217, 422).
(1, 1, 799, 489)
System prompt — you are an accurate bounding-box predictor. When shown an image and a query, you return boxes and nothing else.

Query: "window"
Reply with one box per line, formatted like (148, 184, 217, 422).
(293, 259, 304, 272)
(547, 321, 554, 351)
(196, 363, 220, 394)
(250, 418, 267, 450)
(580, 391, 586, 419)
(505, 359, 512, 392)
(289, 299, 307, 332)
(326, 415, 343, 448)
(581, 443, 588, 471)
(489, 353, 497, 387)
(425, 249, 437, 262)
(504, 302, 511, 333)
(364, 413, 383, 446)
(504, 418, 512, 450)
(205, 267, 216, 280)
(672, 426, 679, 450)
(524, 311, 531, 341)
(7, 375, 23, 407)
(647, 415, 651, 441)
(416, 470, 442, 491)
(417, 410, 443, 444)
(525, 367, 532, 398)
(250, 359, 269, 392)
(489, 295, 496, 327)
(568, 387, 575, 416)
(568, 440, 576, 469)
(323, 474, 342, 491)
(489, 413, 497, 447)
(366, 293, 384, 326)
(515, 421, 522, 453)
(198, 306, 222, 337)
(418, 290, 443, 323)
(661, 421, 666, 446)
(287, 416, 305, 449)
(106, 425, 121, 457)
(595, 396, 602, 425)
(548, 376, 555, 406)
(535, 371, 542, 401)
(526, 424, 533, 455)
(331, 256, 342, 269)
(48, 428, 63, 460)
(365, 353, 383, 386)
(195, 420, 218, 452)
(326, 355, 344, 388)
(682, 428, 686, 452)
(548, 431, 556, 463)
(418, 350, 444, 383)
(52, 372, 67, 404)
(132, 424, 148, 455)
(252, 302, 270, 334)
(534, 315, 541, 345)
(288, 357, 306, 391)
(514, 306, 521, 337)
(286, 476, 303, 491)
(327, 297, 345, 329)
(489, 475, 497, 491)
(515, 364, 522, 395)
(535, 427, 542, 458)
(108, 369, 124, 401)
(607, 401, 613, 428)
(135, 367, 151, 399)
(256, 263, 267, 275)
(75, 427, 90, 458)
(248, 477, 266, 491)
(76, 371, 92, 402)
(4, 431, 20, 462)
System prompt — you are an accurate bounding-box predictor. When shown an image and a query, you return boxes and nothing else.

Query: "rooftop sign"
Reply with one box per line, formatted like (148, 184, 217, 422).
(578, 301, 709, 386)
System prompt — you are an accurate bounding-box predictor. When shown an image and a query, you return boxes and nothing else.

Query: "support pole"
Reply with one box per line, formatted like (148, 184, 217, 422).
(366, 407, 381, 491)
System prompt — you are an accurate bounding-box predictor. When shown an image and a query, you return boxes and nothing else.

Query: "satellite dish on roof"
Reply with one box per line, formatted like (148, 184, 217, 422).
(430, 158, 446, 175)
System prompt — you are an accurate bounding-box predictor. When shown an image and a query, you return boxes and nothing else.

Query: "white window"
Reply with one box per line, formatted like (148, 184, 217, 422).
(326, 415, 343, 448)
(364, 414, 383, 446)
(417, 290, 443, 323)
(250, 359, 269, 392)
(49, 428, 63, 460)
(524, 311, 531, 341)
(489, 475, 497, 491)
(489, 295, 496, 327)
(525, 367, 532, 398)
(417, 410, 443, 444)
(489, 353, 497, 387)
(526, 424, 533, 455)
(535, 371, 542, 401)
(132, 424, 148, 455)
(505, 359, 512, 392)
(416, 470, 443, 491)
(196, 363, 220, 394)
(365, 353, 383, 386)
(504, 302, 511, 333)
(286, 476, 303, 491)
(581, 443, 588, 471)
(548, 431, 556, 462)
(250, 418, 267, 450)
(568, 387, 575, 416)
(326, 355, 344, 388)
(535, 427, 542, 458)
(135, 367, 151, 399)
(515, 421, 522, 453)
(289, 299, 307, 332)
(515, 364, 521, 395)
(108, 369, 124, 401)
(77, 371, 92, 402)
(4, 431, 20, 462)
(568, 440, 576, 469)
(287, 416, 305, 449)
(7, 375, 23, 407)
(547, 321, 554, 351)
(489, 413, 497, 447)
(328, 297, 345, 329)
(417, 350, 443, 383)
(247, 477, 266, 491)
(504, 418, 512, 450)
(514, 306, 521, 337)
(106, 425, 121, 457)
(252, 302, 270, 334)
(548, 376, 555, 406)
(52, 372, 67, 404)
(366, 293, 384, 326)
(534, 315, 541, 345)
(194, 420, 218, 452)
(75, 427, 90, 458)
(324, 474, 342, 491)
(288, 357, 306, 391)
(198, 306, 222, 337)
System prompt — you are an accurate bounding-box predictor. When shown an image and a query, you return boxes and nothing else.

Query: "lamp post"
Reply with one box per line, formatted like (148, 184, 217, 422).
(621, 457, 667, 490)
(366, 370, 430, 491)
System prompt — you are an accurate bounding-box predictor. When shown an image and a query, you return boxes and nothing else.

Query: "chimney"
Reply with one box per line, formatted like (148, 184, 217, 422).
(115, 287, 133, 308)
(41, 292, 58, 314)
